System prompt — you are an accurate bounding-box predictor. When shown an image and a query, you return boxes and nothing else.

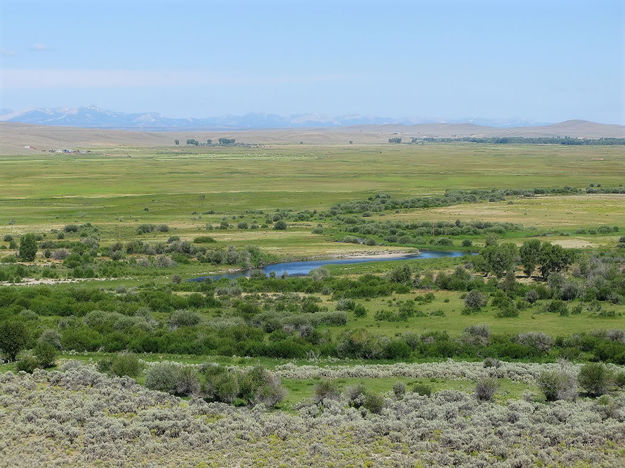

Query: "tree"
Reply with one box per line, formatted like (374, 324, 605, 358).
(206, 139, 212, 145)
(19, 234, 37, 262)
(0, 321, 29, 361)
(388, 137, 402, 144)
(519, 239, 541, 277)
(481, 243, 518, 278)
(539, 242, 573, 279)
(218, 138, 235, 145)
(174, 139, 180, 145)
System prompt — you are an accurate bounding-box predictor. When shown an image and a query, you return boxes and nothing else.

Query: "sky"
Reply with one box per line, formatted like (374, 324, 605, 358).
(1, 0, 624, 124)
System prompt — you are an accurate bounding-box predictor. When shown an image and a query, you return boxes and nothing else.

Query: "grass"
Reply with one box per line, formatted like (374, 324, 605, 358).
(2, 142, 623, 259)
(279, 376, 535, 409)
(1, 141, 624, 410)
(329, 290, 625, 337)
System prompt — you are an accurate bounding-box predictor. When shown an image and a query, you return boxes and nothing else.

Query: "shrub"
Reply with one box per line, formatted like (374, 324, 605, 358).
(578, 363, 612, 397)
(483, 357, 501, 368)
(463, 324, 490, 346)
(34, 342, 58, 368)
(393, 381, 406, 399)
(207, 371, 240, 403)
(475, 377, 498, 401)
(169, 309, 201, 328)
(538, 365, 577, 401)
(239, 366, 285, 407)
(615, 372, 625, 388)
(495, 303, 519, 318)
(314, 380, 340, 404)
(174, 366, 201, 396)
(136, 224, 156, 234)
(16, 355, 40, 373)
(353, 304, 367, 317)
(525, 289, 540, 304)
(412, 383, 432, 396)
(19, 234, 38, 261)
(273, 220, 287, 230)
(336, 298, 356, 311)
(346, 384, 367, 408)
(464, 290, 487, 311)
(547, 300, 569, 316)
(110, 353, 141, 378)
(364, 392, 385, 414)
(194, 236, 216, 243)
(52, 248, 69, 260)
(38, 329, 62, 349)
(517, 332, 553, 352)
(145, 363, 180, 394)
(388, 265, 412, 284)
(0, 321, 29, 361)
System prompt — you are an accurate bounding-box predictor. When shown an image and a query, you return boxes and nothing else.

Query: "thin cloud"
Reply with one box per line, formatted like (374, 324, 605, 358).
(30, 43, 50, 52)
(0, 49, 17, 57)
(0, 69, 353, 89)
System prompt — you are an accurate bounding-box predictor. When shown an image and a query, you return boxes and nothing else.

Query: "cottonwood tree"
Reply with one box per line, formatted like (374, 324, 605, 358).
(539, 242, 574, 279)
(519, 239, 541, 277)
(480, 243, 518, 278)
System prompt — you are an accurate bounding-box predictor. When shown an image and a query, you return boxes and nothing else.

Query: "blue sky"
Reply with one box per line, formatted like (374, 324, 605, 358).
(1, 0, 624, 123)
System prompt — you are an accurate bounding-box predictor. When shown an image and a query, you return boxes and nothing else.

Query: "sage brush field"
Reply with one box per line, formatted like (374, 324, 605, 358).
(1, 363, 625, 467)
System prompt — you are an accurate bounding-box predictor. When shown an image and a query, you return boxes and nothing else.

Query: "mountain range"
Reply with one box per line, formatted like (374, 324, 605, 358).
(0, 106, 547, 130)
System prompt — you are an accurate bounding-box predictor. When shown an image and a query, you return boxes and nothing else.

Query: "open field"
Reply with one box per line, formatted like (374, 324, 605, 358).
(1, 140, 625, 466)
(2, 119, 624, 154)
(1, 143, 624, 257)
(379, 194, 625, 227)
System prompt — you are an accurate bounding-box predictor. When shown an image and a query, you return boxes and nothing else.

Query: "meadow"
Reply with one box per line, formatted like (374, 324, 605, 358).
(1, 141, 625, 466)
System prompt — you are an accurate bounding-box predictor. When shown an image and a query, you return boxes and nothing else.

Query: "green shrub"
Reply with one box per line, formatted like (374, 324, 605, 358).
(578, 363, 612, 397)
(412, 383, 432, 396)
(145, 363, 180, 394)
(353, 304, 367, 317)
(209, 371, 240, 403)
(16, 355, 40, 373)
(110, 353, 141, 378)
(194, 236, 216, 243)
(19, 234, 38, 261)
(363, 392, 385, 414)
(0, 321, 29, 361)
(34, 342, 57, 368)
(169, 309, 201, 327)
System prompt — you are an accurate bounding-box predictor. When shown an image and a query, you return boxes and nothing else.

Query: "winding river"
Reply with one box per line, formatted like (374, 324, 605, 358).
(190, 250, 469, 281)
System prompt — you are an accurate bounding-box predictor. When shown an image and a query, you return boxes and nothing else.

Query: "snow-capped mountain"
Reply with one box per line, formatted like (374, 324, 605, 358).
(0, 106, 543, 130)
